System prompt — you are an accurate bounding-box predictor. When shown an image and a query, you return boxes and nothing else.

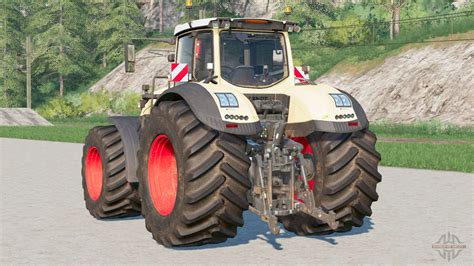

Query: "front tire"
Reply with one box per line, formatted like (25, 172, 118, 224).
(280, 129, 382, 235)
(137, 101, 251, 247)
(82, 126, 141, 218)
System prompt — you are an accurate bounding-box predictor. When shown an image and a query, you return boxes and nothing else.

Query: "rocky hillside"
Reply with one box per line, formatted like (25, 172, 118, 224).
(317, 41, 474, 126)
(89, 46, 172, 93)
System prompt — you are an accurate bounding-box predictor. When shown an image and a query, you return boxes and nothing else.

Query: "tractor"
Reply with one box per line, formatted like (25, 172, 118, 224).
(81, 18, 382, 247)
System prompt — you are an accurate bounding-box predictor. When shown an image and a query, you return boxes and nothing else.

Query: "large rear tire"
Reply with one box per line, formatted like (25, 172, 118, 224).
(137, 101, 251, 247)
(280, 129, 381, 235)
(82, 126, 141, 218)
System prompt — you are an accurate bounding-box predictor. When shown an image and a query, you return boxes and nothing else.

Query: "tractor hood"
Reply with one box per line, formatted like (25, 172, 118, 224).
(234, 82, 368, 137)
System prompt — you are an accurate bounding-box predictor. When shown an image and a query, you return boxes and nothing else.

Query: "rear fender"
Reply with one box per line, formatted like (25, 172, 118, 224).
(108, 116, 140, 183)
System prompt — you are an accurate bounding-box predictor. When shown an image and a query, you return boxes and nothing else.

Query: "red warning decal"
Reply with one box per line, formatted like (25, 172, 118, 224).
(171, 63, 189, 82)
(294, 66, 310, 84)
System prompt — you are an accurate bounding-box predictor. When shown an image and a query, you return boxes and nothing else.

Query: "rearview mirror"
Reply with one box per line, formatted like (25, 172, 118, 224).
(206, 63, 214, 71)
(168, 53, 175, 63)
(124, 44, 135, 73)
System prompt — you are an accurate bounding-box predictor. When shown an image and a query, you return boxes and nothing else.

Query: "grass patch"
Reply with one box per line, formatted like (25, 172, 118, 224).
(377, 142, 474, 173)
(0, 116, 109, 143)
(370, 122, 474, 141)
(1, 119, 472, 172)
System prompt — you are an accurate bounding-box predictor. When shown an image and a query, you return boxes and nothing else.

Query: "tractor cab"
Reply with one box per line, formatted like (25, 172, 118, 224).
(171, 18, 301, 88)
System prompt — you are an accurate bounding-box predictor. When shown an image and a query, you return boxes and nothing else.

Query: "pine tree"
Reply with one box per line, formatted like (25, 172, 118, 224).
(28, 1, 90, 97)
(0, 1, 27, 107)
(94, 1, 144, 68)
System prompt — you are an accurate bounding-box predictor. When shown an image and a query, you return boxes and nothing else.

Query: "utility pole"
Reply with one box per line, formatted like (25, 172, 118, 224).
(213, 0, 218, 17)
(159, 0, 163, 33)
(390, 0, 394, 40)
(3, 8, 7, 98)
(26, 35, 31, 109)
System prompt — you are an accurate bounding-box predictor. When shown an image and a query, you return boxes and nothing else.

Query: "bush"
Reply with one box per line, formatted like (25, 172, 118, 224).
(78, 92, 112, 114)
(38, 97, 83, 119)
(37, 91, 141, 119)
(111, 92, 141, 115)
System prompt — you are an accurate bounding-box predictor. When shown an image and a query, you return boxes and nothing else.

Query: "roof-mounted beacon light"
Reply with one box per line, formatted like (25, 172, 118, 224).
(185, 0, 193, 9)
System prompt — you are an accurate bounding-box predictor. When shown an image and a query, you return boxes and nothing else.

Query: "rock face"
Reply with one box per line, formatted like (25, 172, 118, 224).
(140, 0, 181, 31)
(0, 108, 52, 126)
(317, 42, 474, 126)
(140, 0, 281, 31)
(139, 0, 469, 31)
(89, 47, 172, 93)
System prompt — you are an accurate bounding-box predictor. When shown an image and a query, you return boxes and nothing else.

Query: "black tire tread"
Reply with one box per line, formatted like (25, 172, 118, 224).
(280, 129, 381, 235)
(137, 101, 250, 247)
(82, 125, 141, 219)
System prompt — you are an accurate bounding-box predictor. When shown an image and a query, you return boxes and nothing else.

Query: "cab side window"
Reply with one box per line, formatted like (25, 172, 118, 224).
(176, 34, 193, 75)
(176, 31, 213, 82)
(194, 32, 213, 81)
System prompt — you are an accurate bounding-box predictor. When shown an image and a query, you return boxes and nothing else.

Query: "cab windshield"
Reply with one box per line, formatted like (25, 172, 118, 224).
(220, 31, 288, 88)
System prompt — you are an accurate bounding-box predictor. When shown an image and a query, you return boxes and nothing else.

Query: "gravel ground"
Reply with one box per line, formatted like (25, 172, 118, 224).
(0, 138, 472, 264)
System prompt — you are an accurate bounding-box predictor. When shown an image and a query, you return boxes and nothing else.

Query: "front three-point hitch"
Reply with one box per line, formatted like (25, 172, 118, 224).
(247, 122, 339, 234)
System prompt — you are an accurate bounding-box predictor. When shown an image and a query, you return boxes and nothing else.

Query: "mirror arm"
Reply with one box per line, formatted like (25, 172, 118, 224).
(131, 37, 175, 45)
(204, 75, 218, 84)
(203, 68, 218, 84)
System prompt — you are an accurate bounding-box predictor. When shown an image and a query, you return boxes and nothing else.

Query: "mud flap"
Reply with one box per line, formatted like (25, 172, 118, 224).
(108, 116, 140, 183)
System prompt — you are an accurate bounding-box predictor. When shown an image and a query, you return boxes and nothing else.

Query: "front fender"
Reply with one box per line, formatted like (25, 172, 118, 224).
(156, 83, 261, 135)
(285, 84, 369, 137)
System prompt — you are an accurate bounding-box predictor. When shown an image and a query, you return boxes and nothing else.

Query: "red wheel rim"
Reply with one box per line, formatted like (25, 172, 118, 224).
(85, 146, 103, 201)
(148, 135, 178, 216)
(292, 137, 315, 194)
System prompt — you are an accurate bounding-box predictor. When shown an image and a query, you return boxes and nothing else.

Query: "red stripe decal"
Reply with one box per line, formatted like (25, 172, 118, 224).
(173, 68, 187, 82)
(294, 67, 305, 79)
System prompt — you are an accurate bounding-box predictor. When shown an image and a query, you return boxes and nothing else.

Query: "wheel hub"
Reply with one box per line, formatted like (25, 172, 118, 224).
(85, 146, 103, 201)
(148, 135, 178, 216)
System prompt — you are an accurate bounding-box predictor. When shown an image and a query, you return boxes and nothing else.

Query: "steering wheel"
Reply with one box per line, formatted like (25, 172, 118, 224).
(221, 66, 234, 79)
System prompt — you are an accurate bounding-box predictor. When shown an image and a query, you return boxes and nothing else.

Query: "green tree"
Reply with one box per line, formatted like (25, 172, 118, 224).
(28, 1, 91, 97)
(0, 1, 27, 107)
(93, 1, 144, 68)
(177, 0, 241, 20)
(275, 0, 336, 28)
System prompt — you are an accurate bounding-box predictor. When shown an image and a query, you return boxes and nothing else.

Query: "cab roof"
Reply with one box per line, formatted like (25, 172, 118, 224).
(173, 18, 300, 36)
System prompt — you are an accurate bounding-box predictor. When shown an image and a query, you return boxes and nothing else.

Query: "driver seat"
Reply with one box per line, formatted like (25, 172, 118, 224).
(230, 66, 255, 85)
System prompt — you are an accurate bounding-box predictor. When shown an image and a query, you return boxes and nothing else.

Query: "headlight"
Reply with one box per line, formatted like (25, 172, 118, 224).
(330, 93, 352, 107)
(339, 94, 352, 107)
(215, 93, 239, 108)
